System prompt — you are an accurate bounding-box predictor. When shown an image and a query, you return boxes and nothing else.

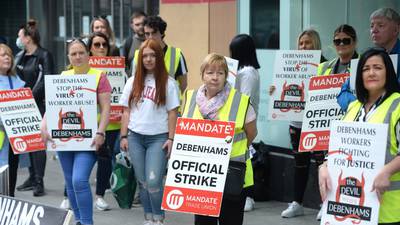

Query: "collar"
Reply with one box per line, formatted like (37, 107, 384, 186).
(390, 39, 400, 54)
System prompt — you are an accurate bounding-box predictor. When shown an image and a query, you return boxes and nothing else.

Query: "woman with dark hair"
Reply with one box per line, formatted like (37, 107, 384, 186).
(229, 34, 260, 211)
(90, 16, 119, 56)
(15, 19, 55, 197)
(119, 39, 180, 225)
(0, 44, 26, 197)
(319, 48, 400, 225)
(317, 24, 359, 75)
(88, 32, 110, 57)
(41, 39, 111, 225)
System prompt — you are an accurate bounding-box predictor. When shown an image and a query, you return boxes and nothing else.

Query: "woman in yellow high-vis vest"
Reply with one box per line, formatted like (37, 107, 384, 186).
(182, 53, 257, 225)
(319, 48, 400, 224)
(41, 39, 111, 225)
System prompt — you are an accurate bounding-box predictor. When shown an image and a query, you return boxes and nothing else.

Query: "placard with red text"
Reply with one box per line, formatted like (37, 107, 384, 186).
(89, 56, 127, 122)
(299, 73, 349, 152)
(162, 117, 235, 217)
(0, 88, 45, 154)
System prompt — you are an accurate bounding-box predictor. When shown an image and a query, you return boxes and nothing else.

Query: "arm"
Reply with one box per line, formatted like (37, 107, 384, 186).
(372, 156, 400, 202)
(162, 108, 178, 158)
(32, 51, 55, 99)
(318, 161, 332, 201)
(40, 113, 53, 144)
(91, 92, 110, 150)
(244, 120, 257, 147)
(119, 106, 130, 151)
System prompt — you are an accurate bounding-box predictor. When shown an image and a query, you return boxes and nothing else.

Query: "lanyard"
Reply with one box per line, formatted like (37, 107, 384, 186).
(8, 76, 13, 90)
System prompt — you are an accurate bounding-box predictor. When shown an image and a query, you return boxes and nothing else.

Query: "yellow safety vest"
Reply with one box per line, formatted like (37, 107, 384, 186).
(182, 88, 253, 188)
(0, 130, 5, 149)
(342, 93, 400, 223)
(61, 68, 117, 131)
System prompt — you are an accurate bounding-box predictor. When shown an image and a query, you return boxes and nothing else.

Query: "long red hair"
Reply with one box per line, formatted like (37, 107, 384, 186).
(129, 39, 168, 107)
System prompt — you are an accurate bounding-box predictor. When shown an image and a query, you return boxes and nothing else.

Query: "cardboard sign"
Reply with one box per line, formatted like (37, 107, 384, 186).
(45, 75, 97, 151)
(299, 73, 348, 152)
(162, 118, 235, 217)
(89, 56, 127, 122)
(224, 57, 239, 87)
(0, 88, 45, 154)
(0, 195, 72, 225)
(268, 50, 321, 121)
(320, 121, 386, 225)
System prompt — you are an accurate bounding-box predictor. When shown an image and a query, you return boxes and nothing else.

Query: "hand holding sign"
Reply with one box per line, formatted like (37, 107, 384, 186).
(371, 170, 391, 202)
(318, 164, 332, 201)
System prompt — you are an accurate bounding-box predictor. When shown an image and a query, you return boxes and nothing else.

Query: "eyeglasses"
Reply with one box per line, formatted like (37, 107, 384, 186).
(333, 38, 352, 46)
(93, 42, 108, 49)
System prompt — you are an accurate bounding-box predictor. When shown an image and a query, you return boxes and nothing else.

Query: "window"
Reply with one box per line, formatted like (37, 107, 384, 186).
(250, 0, 280, 49)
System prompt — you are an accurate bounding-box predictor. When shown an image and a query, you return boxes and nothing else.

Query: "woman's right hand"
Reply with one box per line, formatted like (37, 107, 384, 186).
(318, 163, 332, 201)
(269, 85, 276, 95)
(120, 138, 128, 152)
(40, 128, 52, 144)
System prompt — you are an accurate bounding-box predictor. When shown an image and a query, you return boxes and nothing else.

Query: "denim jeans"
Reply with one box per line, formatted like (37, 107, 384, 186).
(58, 151, 96, 225)
(127, 131, 168, 221)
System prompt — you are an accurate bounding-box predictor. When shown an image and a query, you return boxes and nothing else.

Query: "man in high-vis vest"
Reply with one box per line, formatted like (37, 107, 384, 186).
(131, 15, 188, 94)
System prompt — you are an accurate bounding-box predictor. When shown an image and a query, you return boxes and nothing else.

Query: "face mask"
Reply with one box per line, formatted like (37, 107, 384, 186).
(16, 37, 25, 50)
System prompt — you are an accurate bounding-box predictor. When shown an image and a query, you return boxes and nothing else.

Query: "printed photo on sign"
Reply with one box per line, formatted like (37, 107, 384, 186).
(299, 73, 348, 152)
(268, 50, 321, 121)
(162, 118, 235, 217)
(320, 120, 386, 225)
(89, 56, 127, 122)
(0, 88, 45, 154)
(45, 75, 97, 151)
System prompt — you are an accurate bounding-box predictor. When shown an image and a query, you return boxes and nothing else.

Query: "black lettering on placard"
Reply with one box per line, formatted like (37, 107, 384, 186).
(175, 143, 228, 155)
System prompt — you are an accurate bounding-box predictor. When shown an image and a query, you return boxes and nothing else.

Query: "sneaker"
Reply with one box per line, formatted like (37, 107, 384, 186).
(16, 179, 34, 191)
(143, 220, 153, 225)
(244, 197, 255, 212)
(316, 206, 323, 221)
(132, 196, 141, 207)
(95, 197, 110, 211)
(60, 198, 70, 210)
(281, 201, 304, 218)
(33, 183, 45, 197)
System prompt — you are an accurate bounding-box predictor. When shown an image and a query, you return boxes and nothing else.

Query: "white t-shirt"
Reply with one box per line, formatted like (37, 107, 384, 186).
(119, 74, 180, 135)
(235, 66, 260, 115)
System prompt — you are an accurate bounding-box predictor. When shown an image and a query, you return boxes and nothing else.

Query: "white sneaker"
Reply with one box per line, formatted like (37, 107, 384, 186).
(281, 201, 304, 218)
(143, 220, 153, 225)
(95, 197, 110, 211)
(244, 197, 255, 212)
(59, 198, 70, 209)
(316, 206, 323, 221)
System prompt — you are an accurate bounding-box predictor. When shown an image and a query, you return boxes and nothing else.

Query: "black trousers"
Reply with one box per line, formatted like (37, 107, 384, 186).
(8, 145, 19, 197)
(27, 151, 47, 183)
(194, 188, 247, 225)
(289, 126, 325, 204)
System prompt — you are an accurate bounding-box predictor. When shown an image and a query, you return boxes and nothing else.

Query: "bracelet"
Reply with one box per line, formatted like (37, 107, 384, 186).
(168, 137, 174, 141)
(120, 135, 128, 140)
(96, 132, 105, 137)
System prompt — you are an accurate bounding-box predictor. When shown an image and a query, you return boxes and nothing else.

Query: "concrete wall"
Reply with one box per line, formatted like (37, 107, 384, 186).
(160, 0, 236, 90)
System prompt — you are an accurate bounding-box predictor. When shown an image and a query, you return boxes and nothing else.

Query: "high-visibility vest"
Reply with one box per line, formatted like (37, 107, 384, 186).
(343, 93, 400, 223)
(182, 88, 253, 188)
(317, 58, 340, 75)
(0, 131, 5, 149)
(61, 68, 117, 131)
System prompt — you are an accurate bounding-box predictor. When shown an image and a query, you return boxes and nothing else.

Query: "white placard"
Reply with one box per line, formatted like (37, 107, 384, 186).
(224, 57, 239, 87)
(45, 75, 97, 151)
(321, 120, 387, 225)
(268, 50, 321, 121)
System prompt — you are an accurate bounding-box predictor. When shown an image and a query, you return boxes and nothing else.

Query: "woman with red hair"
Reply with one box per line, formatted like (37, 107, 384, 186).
(119, 39, 180, 225)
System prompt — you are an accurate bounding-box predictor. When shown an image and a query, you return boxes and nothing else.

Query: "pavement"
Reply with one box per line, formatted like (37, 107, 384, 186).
(14, 152, 321, 225)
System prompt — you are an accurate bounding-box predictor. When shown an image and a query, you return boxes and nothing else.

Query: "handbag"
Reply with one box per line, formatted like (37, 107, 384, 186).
(223, 160, 246, 200)
(110, 152, 137, 209)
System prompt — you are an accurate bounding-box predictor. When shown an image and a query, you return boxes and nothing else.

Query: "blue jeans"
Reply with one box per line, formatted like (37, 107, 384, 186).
(128, 131, 168, 221)
(58, 151, 96, 225)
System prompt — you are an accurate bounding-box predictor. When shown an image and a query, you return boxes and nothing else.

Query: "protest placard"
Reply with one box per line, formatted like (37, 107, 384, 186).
(0, 88, 45, 154)
(224, 57, 239, 87)
(162, 118, 235, 217)
(320, 120, 386, 225)
(0, 195, 72, 225)
(89, 56, 126, 122)
(45, 75, 97, 151)
(299, 73, 348, 152)
(268, 50, 321, 121)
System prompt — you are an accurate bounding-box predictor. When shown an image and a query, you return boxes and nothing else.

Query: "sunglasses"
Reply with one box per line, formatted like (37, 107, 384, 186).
(66, 38, 87, 47)
(333, 38, 352, 46)
(93, 42, 108, 48)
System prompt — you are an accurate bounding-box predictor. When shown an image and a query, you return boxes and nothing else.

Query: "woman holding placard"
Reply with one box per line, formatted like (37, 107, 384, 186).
(41, 39, 111, 225)
(319, 48, 400, 224)
(181, 53, 257, 225)
(119, 39, 179, 225)
(0, 44, 26, 197)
